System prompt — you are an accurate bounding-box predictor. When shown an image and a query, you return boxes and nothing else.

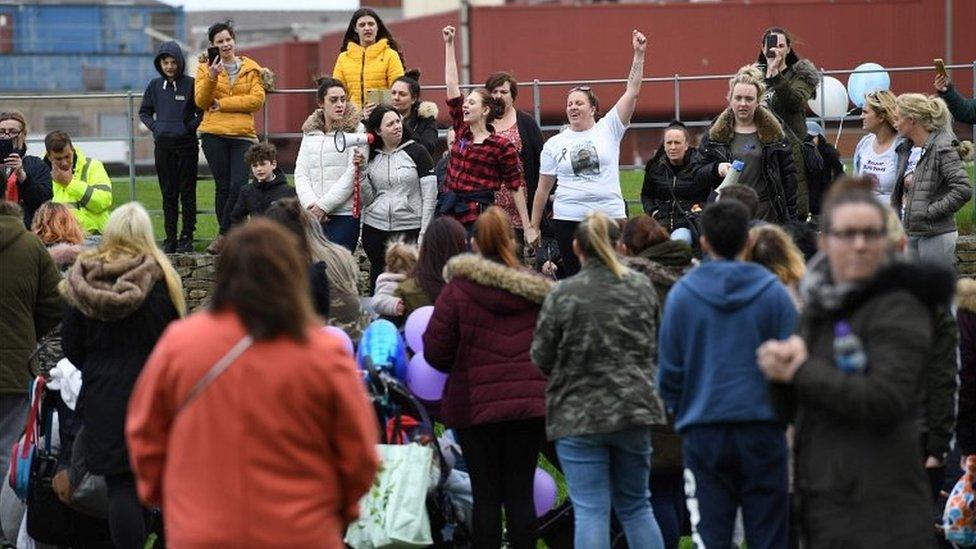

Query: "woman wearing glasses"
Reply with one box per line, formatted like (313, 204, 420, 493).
(528, 30, 648, 278)
(0, 111, 52, 226)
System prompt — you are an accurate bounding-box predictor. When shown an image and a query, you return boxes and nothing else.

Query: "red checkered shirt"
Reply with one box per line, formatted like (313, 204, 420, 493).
(444, 96, 524, 224)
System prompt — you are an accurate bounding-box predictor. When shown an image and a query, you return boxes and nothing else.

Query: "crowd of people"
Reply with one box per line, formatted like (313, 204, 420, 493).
(2, 11, 976, 549)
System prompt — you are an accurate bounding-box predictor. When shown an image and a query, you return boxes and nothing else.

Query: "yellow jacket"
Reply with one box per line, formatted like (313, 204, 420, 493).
(331, 39, 404, 108)
(49, 148, 112, 234)
(195, 55, 266, 138)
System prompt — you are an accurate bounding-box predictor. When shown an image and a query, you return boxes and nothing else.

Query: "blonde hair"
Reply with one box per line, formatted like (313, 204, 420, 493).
(744, 225, 805, 286)
(302, 213, 360, 296)
(863, 90, 898, 129)
(78, 203, 186, 317)
(384, 238, 419, 275)
(728, 65, 767, 99)
(575, 211, 627, 279)
(884, 204, 907, 251)
(31, 202, 85, 246)
(896, 93, 951, 132)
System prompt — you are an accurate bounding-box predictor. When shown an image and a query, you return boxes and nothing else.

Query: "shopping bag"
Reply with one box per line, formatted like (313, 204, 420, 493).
(944, 455, 976, 546)
(345, 443, 434, 548)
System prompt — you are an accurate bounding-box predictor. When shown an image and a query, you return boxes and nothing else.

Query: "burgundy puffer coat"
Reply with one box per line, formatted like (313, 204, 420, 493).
(423, 254, 552, 428)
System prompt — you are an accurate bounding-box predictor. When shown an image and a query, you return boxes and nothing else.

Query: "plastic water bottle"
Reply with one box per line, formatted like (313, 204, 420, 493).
(715, 160, 745, 196)
(833, 321, 867, 373)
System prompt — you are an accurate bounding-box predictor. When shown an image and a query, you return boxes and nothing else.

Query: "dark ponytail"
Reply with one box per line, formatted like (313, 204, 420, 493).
(471, 88, 504, 124)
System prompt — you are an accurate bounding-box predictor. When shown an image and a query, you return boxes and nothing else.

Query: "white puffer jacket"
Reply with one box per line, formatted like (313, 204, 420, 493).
(294, 106, 369, 216)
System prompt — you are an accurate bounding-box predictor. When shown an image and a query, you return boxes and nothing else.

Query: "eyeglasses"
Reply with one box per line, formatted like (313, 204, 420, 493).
(0, 129, 21, 137)
(827, 228, 886, 242)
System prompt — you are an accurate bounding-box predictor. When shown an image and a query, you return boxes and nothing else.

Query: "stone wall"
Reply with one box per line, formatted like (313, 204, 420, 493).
(956, 236, 976, 278)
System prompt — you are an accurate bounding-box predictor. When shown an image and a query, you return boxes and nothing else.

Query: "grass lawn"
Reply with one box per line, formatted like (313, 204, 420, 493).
(116, 164, 974, 250)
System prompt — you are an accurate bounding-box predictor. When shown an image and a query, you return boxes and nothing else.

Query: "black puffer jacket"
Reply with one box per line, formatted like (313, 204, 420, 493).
(229, 168, 297, 226)
(641, 147, 710, 232)
(403, 101, 439, 156)
(695, 107, 799, 224)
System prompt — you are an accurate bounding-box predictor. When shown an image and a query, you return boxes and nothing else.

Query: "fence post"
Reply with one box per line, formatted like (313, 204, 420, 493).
(819, 68, 827, 157)
(126, 91, 136, 203)
(673, 74, 680, 120)
(533, 79, 541, 125)
(263, 98, 270, 143)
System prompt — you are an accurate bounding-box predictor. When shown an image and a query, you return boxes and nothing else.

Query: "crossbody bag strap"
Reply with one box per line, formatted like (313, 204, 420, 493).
(177, 335, 254, 414)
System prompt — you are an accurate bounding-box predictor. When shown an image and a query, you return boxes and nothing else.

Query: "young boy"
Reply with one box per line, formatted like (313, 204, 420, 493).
(229, 142, 296, 226)
(139, 41, 202, 253)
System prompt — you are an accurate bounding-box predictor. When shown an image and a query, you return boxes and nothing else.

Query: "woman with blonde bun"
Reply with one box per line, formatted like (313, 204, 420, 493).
(853, 90, 907, 204)
(891, 93, 973, 265)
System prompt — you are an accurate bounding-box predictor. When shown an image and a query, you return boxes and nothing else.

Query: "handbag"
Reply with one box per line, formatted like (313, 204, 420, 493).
(944, 455, 976, 546)
(60, 426, 109, 518)
(344, 443, 434, 548)
(8, 377, 45, 501)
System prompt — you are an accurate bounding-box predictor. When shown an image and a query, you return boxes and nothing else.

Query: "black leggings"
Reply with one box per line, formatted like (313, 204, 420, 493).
(361, 224, 420, 293)
(455, 418, 545, 549)
(104, 472, 147, 549)
(551, 219, 581, 279)
(200, 134, 251, 234)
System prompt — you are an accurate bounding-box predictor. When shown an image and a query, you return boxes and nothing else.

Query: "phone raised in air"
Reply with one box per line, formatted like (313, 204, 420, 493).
(207, 47, 220, 65)
(934, 58, 948, 79)
(0, 139, 13, 162)
(765, 34, 779, 53)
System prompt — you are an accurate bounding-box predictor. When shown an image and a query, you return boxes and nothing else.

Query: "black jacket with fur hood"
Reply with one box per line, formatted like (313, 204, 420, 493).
(777, 258, 954, 547)
(695, 107, 799, 223)
(403, 100, 439, 156)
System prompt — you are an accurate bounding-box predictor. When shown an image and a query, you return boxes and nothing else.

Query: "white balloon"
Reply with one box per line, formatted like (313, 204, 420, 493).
(808, 76, 849, 118)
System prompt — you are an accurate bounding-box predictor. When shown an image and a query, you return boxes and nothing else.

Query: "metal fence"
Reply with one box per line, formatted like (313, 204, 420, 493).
(2, 61, 974, 208)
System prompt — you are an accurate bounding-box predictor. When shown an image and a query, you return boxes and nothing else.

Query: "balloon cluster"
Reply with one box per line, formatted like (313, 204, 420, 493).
(807, 62, 891, 118)
(402, 306, 448, 401)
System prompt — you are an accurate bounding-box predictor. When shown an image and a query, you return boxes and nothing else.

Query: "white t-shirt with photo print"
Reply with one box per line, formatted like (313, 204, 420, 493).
(540, 107, 628, 221)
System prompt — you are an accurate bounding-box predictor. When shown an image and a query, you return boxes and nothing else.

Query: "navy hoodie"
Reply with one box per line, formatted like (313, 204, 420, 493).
(139, 41, 201, 146)
(657, 260, 797, 432)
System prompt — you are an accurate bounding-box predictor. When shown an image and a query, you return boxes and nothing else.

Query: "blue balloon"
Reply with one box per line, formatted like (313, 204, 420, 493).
(357, 319, 409, 380)
(847, 63, 891, 108)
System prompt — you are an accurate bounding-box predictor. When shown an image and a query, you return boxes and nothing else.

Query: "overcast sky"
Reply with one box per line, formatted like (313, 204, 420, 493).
(157, 0, 357, 10)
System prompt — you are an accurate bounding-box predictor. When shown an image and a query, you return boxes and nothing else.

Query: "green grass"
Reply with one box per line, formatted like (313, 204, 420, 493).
(115, 165, 975, 249)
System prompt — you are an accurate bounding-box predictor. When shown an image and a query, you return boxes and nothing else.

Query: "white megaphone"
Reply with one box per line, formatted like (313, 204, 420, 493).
(334, 131, 374, 153)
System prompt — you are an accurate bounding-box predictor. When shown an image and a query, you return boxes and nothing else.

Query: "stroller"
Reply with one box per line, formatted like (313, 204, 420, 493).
(357, 320, 472, 548)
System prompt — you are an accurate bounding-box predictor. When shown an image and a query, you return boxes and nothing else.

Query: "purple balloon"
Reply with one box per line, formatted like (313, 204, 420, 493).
(322, 325, 355, 356)
(534, 468, 557, 517)
(405, 352, 447, 401)
(404, 305, 434, 353)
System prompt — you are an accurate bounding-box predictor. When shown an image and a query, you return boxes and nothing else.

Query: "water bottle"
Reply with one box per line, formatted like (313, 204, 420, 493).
(833, 321, 867, 373)
(715, 160, 745, 196)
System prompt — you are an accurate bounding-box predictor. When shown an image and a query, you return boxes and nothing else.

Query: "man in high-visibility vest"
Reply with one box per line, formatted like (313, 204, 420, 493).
(44, 131, 112, 235)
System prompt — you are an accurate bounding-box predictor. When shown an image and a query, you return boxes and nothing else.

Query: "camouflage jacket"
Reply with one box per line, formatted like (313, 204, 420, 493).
(531, 262, 666, 440)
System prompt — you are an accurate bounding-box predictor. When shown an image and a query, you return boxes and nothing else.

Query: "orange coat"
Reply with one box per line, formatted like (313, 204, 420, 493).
(126, 310, 379, 548)
(194, 55, 266, 138)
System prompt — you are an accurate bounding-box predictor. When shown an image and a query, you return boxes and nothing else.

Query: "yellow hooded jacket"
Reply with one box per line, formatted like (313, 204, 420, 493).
(48, 148, 112, 235)
(195, 55, 266, 138)
(331, 39, 404, 108)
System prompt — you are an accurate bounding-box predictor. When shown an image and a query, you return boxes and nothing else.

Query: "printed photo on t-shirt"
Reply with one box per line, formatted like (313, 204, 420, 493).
(570, 141, 600, 177)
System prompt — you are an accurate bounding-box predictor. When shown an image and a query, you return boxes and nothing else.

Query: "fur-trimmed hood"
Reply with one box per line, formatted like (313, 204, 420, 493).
(785, 59, 820, 95)
(708, 106, 786, 145)
(415, 101, 438, 120)
(195, 54, 276, 91)
(958, 278, 976, 312)
(61, 254, 163, 322)
(444, 253, 553, 305)
(301, 102, 362, 134)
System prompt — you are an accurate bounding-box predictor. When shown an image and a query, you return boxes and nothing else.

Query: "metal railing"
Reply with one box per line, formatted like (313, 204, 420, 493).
(2, 61, 974, 209)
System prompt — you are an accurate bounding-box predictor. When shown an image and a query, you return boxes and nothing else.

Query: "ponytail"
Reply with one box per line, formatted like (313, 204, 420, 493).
(473, 207, 520, 269)
(575, 212, 627, 278)
(896, 93, 952, 132)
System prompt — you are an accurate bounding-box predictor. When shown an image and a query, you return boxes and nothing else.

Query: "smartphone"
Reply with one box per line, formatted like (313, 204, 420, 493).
(207, 47, 220, 65)
(764, 34, 779, 57)
(934, 58, 948, 79)
(366, 88, 392, 106)
(0, 139, 13, 162)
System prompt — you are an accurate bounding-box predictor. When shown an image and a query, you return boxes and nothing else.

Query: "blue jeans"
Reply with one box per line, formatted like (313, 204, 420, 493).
(556, 427, 664, 549)
(324, 215, 360, 253)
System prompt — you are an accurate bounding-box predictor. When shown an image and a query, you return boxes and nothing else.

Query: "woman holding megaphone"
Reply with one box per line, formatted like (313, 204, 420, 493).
(295, 77, 371, 252)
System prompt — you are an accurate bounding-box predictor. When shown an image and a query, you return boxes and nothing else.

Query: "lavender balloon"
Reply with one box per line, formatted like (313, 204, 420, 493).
(322, 325, 354, 356)
(405, 352, 447, 401)
(404, 305, 434, 353)
(534, 468, 557, 517)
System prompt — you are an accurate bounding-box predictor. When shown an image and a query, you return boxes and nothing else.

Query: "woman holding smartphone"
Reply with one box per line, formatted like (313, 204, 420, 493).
(332, 8, 405, 109)
(0, 111, 52, 226)
(195, 21, 268, 254)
